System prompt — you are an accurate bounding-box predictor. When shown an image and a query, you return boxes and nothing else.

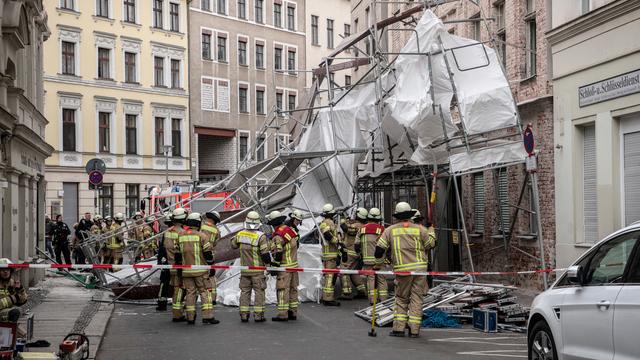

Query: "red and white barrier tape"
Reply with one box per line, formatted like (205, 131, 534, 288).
(0, 263, 566, 277)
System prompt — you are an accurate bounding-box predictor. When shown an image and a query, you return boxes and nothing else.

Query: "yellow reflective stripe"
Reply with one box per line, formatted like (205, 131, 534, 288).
(415, 236, 423, 263)
(391, 228, 420, 236)
(237, 230, 259, 240)
(377, 237, 389, 248)
(393, 237, 403, 266)
(394, 262, 428, 271)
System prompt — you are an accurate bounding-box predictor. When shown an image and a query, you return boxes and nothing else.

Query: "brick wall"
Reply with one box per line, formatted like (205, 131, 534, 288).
(197, 135, 237, 173)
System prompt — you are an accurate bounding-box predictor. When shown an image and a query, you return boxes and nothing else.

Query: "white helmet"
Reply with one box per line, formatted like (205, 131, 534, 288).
(205, 211, 221, 223)
(267, 210, 282, 221)
(186, 212, 202, 228)
(114, 213, 125, 222)
(411, 209, 424, 222)
(245, 211, 262, 230)
(0, 258, 13, 265)
(368, 207, 382, 220)
(290, 209, 303, 221)
(94, 215, 103, 221)
(172, 207, 187, 221)
(321, 203, 335, 216)
(393, 202, 415, 219)
(356, 207, 368, 221)
(133, 211, 144, 219)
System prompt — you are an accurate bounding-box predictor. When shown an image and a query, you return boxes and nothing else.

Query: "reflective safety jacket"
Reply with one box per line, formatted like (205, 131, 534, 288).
(130, 225, 153, 242)
(200, 221, 220, 257)
(343, 220, 364, 257)
(106, 223, 124, 250)
(358, 223, 385, 265)
(376, 221, 435, 272)
(231, 229, 270, 273)
(175, 228, 211, 277)
(161, 225, 180, 274)
(319, 218, 339, 261)
(271, 224, 299, 268)
(0, 279, 27, 310)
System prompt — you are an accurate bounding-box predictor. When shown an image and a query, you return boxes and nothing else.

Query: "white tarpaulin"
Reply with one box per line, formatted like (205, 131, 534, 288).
(449, 142, 528, 174)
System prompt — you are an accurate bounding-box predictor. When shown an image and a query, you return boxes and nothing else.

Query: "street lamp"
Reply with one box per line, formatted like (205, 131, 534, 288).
(163, 144, 173, 186)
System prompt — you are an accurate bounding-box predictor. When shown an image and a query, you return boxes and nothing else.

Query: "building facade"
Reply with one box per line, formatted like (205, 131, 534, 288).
(189, 0, 306, 183)
(0, 0, 52, 283)
(43, 0, 191, 225)
(549, 0, 640, 267)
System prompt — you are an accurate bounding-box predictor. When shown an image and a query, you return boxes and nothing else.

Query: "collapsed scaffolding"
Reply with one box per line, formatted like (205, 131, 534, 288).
(78, 0, 550, 298)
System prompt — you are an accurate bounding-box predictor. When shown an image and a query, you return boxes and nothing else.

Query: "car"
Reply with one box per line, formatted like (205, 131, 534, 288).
(527, 223, 640, 360)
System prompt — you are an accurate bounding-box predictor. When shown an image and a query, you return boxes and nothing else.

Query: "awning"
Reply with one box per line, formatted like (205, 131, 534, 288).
(194, 126, 236, 138)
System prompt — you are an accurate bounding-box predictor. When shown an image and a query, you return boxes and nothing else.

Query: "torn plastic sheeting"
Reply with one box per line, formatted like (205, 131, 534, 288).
(449, 142, 527, 174)
(216, 244, 323, 306)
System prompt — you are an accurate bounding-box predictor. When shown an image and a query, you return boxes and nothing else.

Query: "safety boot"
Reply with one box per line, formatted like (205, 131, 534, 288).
(287, 310, 297, 321)
(254, 313, 266, 322)
(322, 300, 341, 307)
(389, 330, 405, 337)
(187, 315, 197, 325)
(409, 332, 420, 338)
(271, 316, 288, 322)
(202, 318, 220, 325)
(240, 314, 249, 323)
(156, 299, 168, 311)
(172, 316, 187, 323)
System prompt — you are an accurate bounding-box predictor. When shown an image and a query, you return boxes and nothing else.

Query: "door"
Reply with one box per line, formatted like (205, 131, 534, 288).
(613, 239, 640, 360)
(62, 182, 78, 227)
(561, 231, 638, 360)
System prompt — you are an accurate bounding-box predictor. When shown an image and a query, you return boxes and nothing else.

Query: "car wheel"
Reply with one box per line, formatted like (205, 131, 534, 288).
(529, 321, 557, 360)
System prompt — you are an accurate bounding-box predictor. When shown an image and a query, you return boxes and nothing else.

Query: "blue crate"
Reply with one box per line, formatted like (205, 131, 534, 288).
(473, 308, 498, 333)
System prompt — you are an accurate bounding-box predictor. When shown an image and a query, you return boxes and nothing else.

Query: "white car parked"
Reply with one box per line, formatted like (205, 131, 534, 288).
(527, 224, 640, 360)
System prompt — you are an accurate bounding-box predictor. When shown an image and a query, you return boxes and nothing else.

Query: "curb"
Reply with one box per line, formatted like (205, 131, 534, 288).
(82, 300, 115, 360)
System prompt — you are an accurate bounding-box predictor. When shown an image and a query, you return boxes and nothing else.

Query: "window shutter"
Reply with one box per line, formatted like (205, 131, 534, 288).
(583, 125, 598, 243)
(624, 131, 640, 225)
(474, 174, 485, 233)
(498, 169, 510, 231)
(201, 78, 214, 110)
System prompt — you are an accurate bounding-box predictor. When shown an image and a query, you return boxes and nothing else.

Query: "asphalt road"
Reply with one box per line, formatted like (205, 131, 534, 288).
(97, 299, 527, 360)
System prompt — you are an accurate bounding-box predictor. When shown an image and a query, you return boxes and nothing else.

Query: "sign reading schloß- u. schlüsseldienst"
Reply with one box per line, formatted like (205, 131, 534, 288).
(579, 69, 640, 107)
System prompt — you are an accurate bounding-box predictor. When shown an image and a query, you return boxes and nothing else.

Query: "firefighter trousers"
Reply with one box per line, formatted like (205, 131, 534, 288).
(183, 274, 214, 321)
(275, 272, 299, 318)
(340, 255, 365, 297)
(207, 275, 217, 305)
(239, 273, 266, 320)
(393, 275, 427, 334)
(363, 264, 388, 304)
(322, 259, 338, 302)
(171, 275, 186, 319)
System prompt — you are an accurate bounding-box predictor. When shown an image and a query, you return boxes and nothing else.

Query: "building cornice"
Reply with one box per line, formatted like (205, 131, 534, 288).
(189, 7, 306, 38)
(45, 165, 191, 177)
(13, 125, 54, 157)
(547, 0, 640, 45)
(44, 75, 189, 99)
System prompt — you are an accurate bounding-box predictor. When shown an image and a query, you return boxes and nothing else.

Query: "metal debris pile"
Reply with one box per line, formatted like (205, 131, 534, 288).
(354, 276, 529, 332)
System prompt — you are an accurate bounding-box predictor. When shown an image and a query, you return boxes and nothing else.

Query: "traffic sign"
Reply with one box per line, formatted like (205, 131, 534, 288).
(523, 124, 535, 156)
(89, 170, 104, 186)
(85, 158, 107, 175)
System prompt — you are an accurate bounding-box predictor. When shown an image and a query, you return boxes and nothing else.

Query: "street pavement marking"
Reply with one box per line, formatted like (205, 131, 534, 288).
(429, 337, 526, 347)
(457, 350, 527, 358)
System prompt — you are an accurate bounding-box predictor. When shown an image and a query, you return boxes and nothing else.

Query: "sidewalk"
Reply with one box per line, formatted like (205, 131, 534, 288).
(18, 272, 114, 359)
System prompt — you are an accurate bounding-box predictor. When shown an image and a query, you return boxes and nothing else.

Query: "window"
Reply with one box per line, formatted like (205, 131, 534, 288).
(288, 93, 296, 111)
(287, 5, 295, 31)
(583, 232, 638, 285)
(474, 173, 485, 233)
(345, 75, 351, 86)
(274, 3, 282, 27)
(497, 168, 510, 231)
(311, 15, 319, 45)
(256, 135, 265, 161)
(239, 86, 248, 113)
(581, 0, 590, 14)
(494, 2, 504, 30)
(154, 56, 165, 86)
(98, 112, 110, 153)
(344, 23, 351, 37)
(525, 19, 537, 78)
(171, 119, 181, 156)
(125, 114, 137, 154)
(217, 0, 226, 14)
(274, 47, 282, 70)
(217, 35, 227, 61)
(62, 109, 76, 151)
(239, 133, 248, 161)
(624, 131, 640, 225)
(583, 125, 598, 243)
(256, 89, 265, 114)
(526, 0, 535, 14)
(99, 184, 113, 218)
(276, 92, 283, 112)
(327, 19, 334, 48)
(61, 41, 75, 75)
(255, 43, 264, 69)
(237, 0, 245, 19)
(153, 0, 163, 28)
(202, 33, 212, 59)
(126, 184, 139, 218)
(287, 49, 296, 74)
(124, 0, 136, 23)
(471, 15, 481, 41)
(96, 0, 109, 17)
(238, 39, 247, 65)
(155, 117, 165, 155)
(171, 59, 180, 88)
(61, 0, 75, 10)
(170, 3, 179, 31)
(497, 33, 506, 68)
(201, 0, 211, 11)
(97, 47, 111, 79)
(255, 0, 263, 23)
(124, 52, 137, 83)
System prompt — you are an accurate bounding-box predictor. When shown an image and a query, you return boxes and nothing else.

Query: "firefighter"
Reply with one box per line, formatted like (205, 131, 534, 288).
(231, 211, 271, 323)
(286, 209, 304, 234)
(319, 203, 341, 306)
(130, 212, 154, 260)
(357, 207, 388, 304)
(375, 202, 436, 338)
(103, 214, 125, 265)
(339, 207, 367, 300)
(201, 211, 221, 306)
(101, 216, 113, 263)
(413, 209, 437, 289)
(174, 212, 218, 325)
(0, 259, 27, 323)
(156, 212, 173, 312)
(268, 210, 299, 322)
(168, 208, 188, 321)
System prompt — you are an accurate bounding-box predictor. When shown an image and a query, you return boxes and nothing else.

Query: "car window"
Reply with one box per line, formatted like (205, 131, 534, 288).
(583, 232, 639, 286)
(625, 243, 640, 284)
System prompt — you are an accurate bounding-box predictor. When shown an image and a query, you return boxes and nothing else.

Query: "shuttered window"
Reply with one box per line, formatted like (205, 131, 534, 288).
(624, 131, 640, 225)
(474, 174, 485, 233)
(497, 168, 510, 231)
(583, 125, 598, 244)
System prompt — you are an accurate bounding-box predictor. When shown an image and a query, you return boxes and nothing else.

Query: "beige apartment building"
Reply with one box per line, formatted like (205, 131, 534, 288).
(549, 0, 640, 267)
(44, 0, 191, 225)
(189, 0, 306, 182)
